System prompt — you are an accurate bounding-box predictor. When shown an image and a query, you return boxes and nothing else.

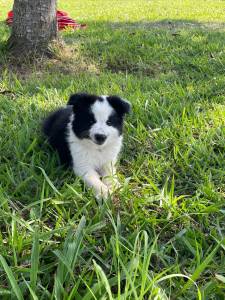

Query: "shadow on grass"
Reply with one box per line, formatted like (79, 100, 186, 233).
(61, 19, 225, 77)
(1, 18, 225, 78)
(0, 18, 224, 102)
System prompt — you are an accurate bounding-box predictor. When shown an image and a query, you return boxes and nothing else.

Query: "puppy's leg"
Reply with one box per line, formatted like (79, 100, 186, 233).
(82, 169, 110, 200)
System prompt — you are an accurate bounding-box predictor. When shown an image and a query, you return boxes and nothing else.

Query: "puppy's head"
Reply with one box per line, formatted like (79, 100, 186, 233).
(68, 93, 131, 147)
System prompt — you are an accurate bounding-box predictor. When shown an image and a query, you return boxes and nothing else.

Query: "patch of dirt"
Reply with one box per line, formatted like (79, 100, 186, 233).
(0, 41, 100, 80)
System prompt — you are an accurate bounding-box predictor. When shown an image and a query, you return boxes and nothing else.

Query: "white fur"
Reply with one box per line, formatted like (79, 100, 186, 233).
(67, 97, 122, 199)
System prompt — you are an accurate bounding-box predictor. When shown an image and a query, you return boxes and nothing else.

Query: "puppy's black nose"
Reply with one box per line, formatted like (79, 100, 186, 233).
(94, 134, 107, 144)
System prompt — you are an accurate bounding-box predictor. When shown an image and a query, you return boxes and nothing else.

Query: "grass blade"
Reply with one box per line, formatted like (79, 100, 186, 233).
(0, 254, 24, 300)
(30, 229, 40, 291)
(180, 240, 224, 295)
(54, 216, 86, 298)
(93, 260, 113, 300)
(23, 277, 39, 300)
(157, 274, 201, 300)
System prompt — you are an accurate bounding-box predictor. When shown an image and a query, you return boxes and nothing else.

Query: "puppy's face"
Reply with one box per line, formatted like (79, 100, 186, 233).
(69, 93, 131, 147)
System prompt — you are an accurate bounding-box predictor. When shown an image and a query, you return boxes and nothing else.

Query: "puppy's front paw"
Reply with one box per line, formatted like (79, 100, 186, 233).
(103, 177, 121, 191)
(95, 185, 111, 201)
(112, 178, 121, 190)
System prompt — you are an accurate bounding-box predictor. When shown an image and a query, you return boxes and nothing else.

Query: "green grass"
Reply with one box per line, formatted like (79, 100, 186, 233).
(0, 0, 225, 299)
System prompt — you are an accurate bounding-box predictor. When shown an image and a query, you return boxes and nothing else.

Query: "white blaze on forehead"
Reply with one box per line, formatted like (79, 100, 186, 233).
(91, 96, 113, 122)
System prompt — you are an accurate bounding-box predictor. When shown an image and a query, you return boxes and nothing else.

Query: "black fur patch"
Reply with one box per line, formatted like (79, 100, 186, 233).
(42, 107, 73, 166)
(106, 96, 131, 135)
(107, 96, 131, 116)
(67, 93, 103, 108)
(106, 112, 123, 135)
(68, 93, 99, 139)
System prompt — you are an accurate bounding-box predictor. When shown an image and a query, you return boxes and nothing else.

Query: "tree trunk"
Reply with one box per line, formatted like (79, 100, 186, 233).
(8, 0, 57, 56)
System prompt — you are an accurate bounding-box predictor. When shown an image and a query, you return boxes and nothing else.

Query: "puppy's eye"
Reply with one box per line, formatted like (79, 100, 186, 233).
(106, 120, 112, 126)
(90, 119, 95, 125)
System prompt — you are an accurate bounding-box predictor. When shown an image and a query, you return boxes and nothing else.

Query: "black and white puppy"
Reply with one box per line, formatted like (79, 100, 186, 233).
(42, 93, 131, 199)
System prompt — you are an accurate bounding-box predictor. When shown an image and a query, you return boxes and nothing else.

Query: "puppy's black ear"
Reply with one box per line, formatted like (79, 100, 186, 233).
(67, 93, 98, 111)
(107, 96, 131, 116)
(67, 93, 89, 106)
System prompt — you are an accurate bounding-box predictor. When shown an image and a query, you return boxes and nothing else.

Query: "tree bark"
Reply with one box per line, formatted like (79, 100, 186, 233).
(8, 0, 57, 56)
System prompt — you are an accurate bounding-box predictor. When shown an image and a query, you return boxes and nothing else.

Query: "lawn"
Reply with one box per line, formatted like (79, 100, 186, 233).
(0, 0, 225, 299)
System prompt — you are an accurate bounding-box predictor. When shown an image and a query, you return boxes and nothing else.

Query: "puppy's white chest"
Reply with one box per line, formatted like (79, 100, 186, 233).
(93, 146, 118, 168)
(71, 140, 120, 167)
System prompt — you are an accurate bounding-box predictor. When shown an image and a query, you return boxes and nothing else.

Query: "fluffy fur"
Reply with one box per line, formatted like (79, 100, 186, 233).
(42, 93, 130, 199)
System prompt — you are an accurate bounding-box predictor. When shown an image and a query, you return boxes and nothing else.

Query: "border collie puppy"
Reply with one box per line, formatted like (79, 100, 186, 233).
(42, 93, 131, 199)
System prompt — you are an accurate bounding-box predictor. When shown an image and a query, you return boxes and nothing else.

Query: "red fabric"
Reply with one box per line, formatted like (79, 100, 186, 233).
(6, 10, 86, 30)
